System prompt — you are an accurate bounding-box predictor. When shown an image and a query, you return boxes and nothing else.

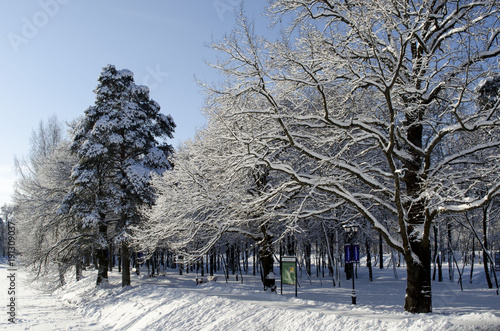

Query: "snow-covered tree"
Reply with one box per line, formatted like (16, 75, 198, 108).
(203, 1, 500, 313)
(27, 115, 63, 172)
(15, 141, 85, 286)
(13, 117, 86, 286)
(61, 65, 175, 287)
(133, 110, 283, 290)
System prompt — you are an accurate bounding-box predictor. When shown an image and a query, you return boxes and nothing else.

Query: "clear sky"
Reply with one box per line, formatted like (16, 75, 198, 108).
(0, 0, 271, 206)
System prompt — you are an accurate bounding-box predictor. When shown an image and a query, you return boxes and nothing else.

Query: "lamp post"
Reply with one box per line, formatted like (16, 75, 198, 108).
(344, 224, 359, 305)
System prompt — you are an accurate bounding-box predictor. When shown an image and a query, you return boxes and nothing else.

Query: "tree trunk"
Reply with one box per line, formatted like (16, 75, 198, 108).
(379, 233, 384, 269)
(470, 237, 475, 283)
(122, 241, 131, 287)
(404, 241, 432, 313)
(84, 249, 91, 268)
(402, 159, 432, 313)
(96, 224, 109, 286)
(109, 242, 113, 272)
(316, 240, 320, 278)
(304, 240, 312, 277)
(482, 209, 493, 289)
(366, 238, 373, 282)
(210, 247, 215, 276)
(259, 225, 275, 291)
(244, 242, 249, 274)
(433, 225, 438, 281)
(287, 235, 295, 256)
(447, 222, 454, 282)
(252, 245, 256, 276)
(118, 248, 122, 273)
(75, 258, 82, 281)
(93, 245, 99, 270)
(200, 252, 205, 277)
(58, 263, 66, 286)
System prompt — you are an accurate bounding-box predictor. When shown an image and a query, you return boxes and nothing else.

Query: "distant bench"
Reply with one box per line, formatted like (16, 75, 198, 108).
(149, 272, 166, 278)
(195, 276, 217, 285)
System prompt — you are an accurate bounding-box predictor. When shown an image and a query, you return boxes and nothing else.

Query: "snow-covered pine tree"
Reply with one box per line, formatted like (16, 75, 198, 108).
(61, 65, 175, 287)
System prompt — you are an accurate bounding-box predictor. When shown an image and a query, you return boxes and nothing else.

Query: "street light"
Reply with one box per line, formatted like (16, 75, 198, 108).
(344, 224, 359, 305)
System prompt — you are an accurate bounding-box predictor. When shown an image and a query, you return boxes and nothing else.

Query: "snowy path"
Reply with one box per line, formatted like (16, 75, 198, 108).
(1, 264, 102, 331)
(57, 269, 500, 330)
(2, 262, 500, 330)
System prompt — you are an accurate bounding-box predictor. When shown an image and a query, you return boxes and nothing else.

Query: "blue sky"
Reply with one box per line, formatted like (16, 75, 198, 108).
(0, 0, 271, 206)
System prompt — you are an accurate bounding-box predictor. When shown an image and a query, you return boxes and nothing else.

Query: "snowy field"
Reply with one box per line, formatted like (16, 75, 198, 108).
(1, 258, 500, 331)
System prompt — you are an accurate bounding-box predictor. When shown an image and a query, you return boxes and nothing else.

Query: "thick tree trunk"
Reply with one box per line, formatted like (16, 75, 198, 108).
(259, 226, 275, 291)
(75, 258, 82, 281)
(122, 241, 131, 287)
(404, 241, 432, 313)
(260, 249, 275, 291)
(58, 263, 66, 286)
(96, 224, 109, 286)
(401, 103, 434, 313)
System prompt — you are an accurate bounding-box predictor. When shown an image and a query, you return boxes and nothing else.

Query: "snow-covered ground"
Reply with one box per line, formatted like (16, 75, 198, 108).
(1, 258, 499, 330)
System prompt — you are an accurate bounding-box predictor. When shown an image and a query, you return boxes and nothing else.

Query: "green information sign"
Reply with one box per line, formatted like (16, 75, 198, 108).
(282, 260, 296, 285)
(281, 256, 297, 297)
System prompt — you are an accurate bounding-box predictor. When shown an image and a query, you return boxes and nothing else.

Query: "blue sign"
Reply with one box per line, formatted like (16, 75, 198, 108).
(353, 244, 359, 263)
(344, 245, 352, 263)
(345, 244, 360, 263)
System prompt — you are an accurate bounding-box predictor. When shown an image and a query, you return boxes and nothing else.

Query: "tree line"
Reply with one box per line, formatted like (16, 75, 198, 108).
(6, 1, 500, 314)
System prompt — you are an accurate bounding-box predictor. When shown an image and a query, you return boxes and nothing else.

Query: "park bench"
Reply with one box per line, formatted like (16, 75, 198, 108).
(195, 276, 217, 285)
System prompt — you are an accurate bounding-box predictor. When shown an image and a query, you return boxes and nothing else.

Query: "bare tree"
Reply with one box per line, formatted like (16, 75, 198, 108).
(133, 113, 286, 290)
(202, 1, 500, 313)
(14, 117, 89, 286)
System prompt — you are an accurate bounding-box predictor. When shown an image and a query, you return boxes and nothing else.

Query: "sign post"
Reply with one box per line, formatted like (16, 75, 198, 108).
(281, 256, 297, 297)
(176, 255, 184, 275)
(344, 244, 360, 304)
(495, 252, 500, 272)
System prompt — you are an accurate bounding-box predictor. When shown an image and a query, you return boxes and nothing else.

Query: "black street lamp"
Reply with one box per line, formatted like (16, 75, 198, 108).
(344, 224, 359, 305)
